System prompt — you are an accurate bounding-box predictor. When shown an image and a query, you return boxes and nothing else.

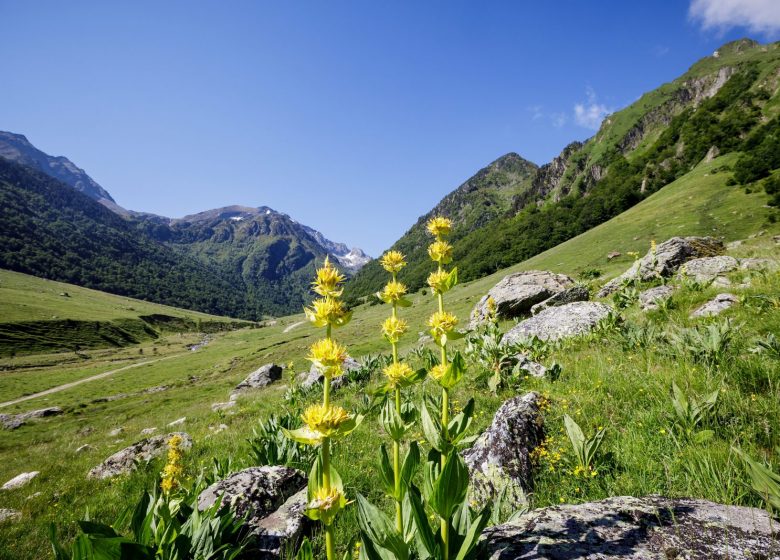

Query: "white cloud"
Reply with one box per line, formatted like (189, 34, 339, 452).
(551, 112, 567, 128)
(689, 0, 780, 35)
(573, 87, 613, 131)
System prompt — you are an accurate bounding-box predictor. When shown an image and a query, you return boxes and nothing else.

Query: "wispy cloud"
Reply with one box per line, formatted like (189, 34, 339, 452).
(652, 45, 671, 57)
(689, 0, 780, 36)
(573, 87, 613, 131)
(527, 105, 544, 121)
(551, 112, 567, 128)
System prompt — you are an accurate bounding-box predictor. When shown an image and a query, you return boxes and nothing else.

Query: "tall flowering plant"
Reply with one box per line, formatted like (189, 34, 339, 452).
(356, 219, 489, 560)
(284, 257, 362, 560)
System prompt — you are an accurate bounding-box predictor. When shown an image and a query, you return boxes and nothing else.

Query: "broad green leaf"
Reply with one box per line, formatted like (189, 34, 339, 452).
(420, 399, 448, 453)
(454, 505, 491, 560)
(448, 398, 475, 444)
(408, 485, 437, 557)
(356, 495, 408, 560)
(378, 445, 396, 498)
(429, 452, 469, 519)
(296, 537, 314, 560)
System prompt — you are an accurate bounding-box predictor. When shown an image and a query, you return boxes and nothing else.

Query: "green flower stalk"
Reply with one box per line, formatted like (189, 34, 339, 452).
(377, 250, 424, 533)
(284, 257, 361, 560)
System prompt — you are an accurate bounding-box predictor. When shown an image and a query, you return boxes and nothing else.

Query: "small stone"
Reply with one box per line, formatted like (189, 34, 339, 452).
(75, 444, 96, 454)
(212, 401, 236, 412)
(639, 285, 675, 311)
(678, 256, 739, 283)
(299, 357, 361, 391)
(503, 302, 613, 343)
(739, 258, 775, 271)
(0, 509, 21, 523)
(231, 364, 283, 398)
(167, 417, 186, 427)
(607, 251, 622, 260)
(140, 427, 157, 435)
(515, 355, 547, 378)
(691, 293, 738, 318)
(108, 427, 124, 437)
(2, 471, 39, 490)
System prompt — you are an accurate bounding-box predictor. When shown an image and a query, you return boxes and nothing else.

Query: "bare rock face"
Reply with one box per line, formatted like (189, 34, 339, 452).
(503, 302, 613, 344)
(2, 471, 39, 490)
(299, 357, 361, 391)
(463, 393, 543, 508)
(678, 256, 739, 283)
(691, 293, 738, 318)
(598, 237, 724, 297)
(471, 271, 576, 328)
(231, 364, 283, 398)
(198, 466, 307, 558)
(530, 285, 590, 316)
(639, 285, 675, 311)
(481, 496, 779, 559)
(88, 432, 192, 479)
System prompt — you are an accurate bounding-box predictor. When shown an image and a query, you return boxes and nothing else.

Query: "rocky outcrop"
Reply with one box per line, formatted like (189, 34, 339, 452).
(88, 432, 192, 479)
(598, 237, 724, 297)
(530, 285, 589, 316)
(464, 393, 543, 508)
(2, 471, 39, 490)
(639, 285, 675, 311)
(0, 407, 63, 431)
(691, 293, 738, 318)
(678, 256, 739, 284)
(299, 357, 361, 391)
(198, 466, 307, 558)
(231, 364, 283, 398)
(740, 258, 775, 271)
(470, 271, 576, 328)
(503, 302, 613, 344)
(481, 495, 778, 559)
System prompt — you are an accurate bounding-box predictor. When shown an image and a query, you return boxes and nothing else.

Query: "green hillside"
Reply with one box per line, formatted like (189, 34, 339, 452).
(0, 269, 250, 356)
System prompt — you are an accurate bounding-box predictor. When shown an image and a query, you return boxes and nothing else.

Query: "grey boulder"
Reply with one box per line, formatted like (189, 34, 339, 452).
(300, 357, 361, 391)
(598, 236, 724, 297)
(470, 271, 576, 328)
(0, 509, 21, 523)
(1, 407, 63, 431)
(481, 496, 779, 559)
(88, 432, 192, 479)
(678, 255, 739, 283)
(463, 393, 543, 508)
(2, 471, 39, 491)
(530, 285, 590, 316)
(232, 364, 283, 398)
(691, 293, 738, 318)
(503, 302, 613, 344)
(639, 285, 675, 311)
(198, 466, 307, 558)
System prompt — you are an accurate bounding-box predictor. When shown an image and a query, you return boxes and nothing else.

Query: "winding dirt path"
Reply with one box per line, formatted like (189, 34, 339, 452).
(282, 321, 304, 333)
(0, 354, 182, 409)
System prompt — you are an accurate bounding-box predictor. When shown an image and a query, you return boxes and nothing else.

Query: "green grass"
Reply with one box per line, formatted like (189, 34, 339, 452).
(0, 157, 778, 558)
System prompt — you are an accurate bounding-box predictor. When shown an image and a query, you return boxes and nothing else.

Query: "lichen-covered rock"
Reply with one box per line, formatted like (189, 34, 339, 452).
(740, 258, 776, 271)
(88, 432, 192, 479)
(1, 407, 63, 430)
(678, 255, 739, 283)
(198, 466, 307, 558)
(530, 285, 590, 316)
(211, 400, 236, 412)
(463, 393, 543, 508)
(503, 302, 613, 344)
(299, 357, 361, 391)
(2, 471, 39, 490)
(598, 236, 724, 297)
(0, 509, 21, 523)
(481, 496, 779, 559)
(515, 355, 547, 378)
(231, 364, 283, 398)
(639, 285, 674, 311)
(691, 293, 738, 318)
(470, 271, 576, 328)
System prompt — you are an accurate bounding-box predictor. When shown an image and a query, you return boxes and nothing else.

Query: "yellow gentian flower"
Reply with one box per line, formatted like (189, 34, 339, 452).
(302, 404, 352, 437)
(429, 364, 448, 382)
(380, 280, 407, 302)
(426, 216, 453, 238)
(305, 297, 349, 327)
(308, 338, 347, 377)
(383, 362, 415, 387)
(428, 310, 458, 339)
(312, 257, 345, 298)
(381, 316, 408, 343)
(427, 269, 452, 294)
(428, 240, 453, 264)
(380, 251, 406, 273)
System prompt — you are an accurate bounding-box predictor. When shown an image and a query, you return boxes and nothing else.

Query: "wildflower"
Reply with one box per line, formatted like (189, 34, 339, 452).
(308, 338, 348, 377)
(380, 280, 408, 302)
(380, 251, 406, 273)
(383, 362, 416, 387)
(160, 434, 185, 495)
(426, 216, 453, 238)
(302, 404, 352, 437)
(305, 297, 349, 328)
(429, 364, 448, 382)
(312, 257, 345, 298)
(428, 240, 453, 264)
(486, 296, 498, 322)
(381, 316, 408, 343)
(428, 310, 458, 340)
(427, 269, 453, 295)
(308, 486, 349, 526)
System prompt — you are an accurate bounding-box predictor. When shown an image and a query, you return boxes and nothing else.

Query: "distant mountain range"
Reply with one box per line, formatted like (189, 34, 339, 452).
(0, 132, 369, 319)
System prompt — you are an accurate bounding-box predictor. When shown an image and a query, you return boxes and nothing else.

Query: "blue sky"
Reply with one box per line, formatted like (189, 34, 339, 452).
(1, 1, 779, 255)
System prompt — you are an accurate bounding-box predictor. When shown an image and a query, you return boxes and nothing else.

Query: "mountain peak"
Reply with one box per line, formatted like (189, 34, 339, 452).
(0, 130, 118, 207)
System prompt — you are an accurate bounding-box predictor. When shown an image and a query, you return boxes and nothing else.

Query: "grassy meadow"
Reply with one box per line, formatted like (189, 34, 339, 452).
(0, 156, 779, 558)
